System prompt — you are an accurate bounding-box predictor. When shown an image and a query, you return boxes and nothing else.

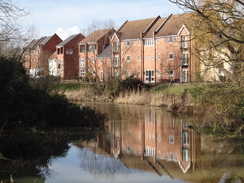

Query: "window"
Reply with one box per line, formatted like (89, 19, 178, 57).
(100, 71, 104, 81)
(137, 70, 141, 77)
(114, 56, 119, 67)
(157, 39, 160, 44)
(80, 45, 86, 53)
(169, 53, 173, 60)
(88, 44, 96, 52)
(144, 38, 154, 46)
(157, 70, 160, 76)
(113, 42, 119, 53)
(181, 35, 189, 49)
(168, 70, 174, 77)
(145, 70, 155, 83)
(80, 69, 85, 77)
(138, 55, 141, 61)
(182, 70, 188, 82)
(169, 135, 174, 144)
(138, 40, 140, 46)
(57, 47, 63, 55)
(157, 53, 160, 60)
(124, 41, 131, 46)
(126, 70, 131, 77)
(183, 131, 189, 145)
(181, 52, 189, 65)
(80, 58, 85, 67)
(183, 149, 189, 162)
(66, 47, 73, 54)
(165, 36, 176, 43)
(126, 55, 130, 62)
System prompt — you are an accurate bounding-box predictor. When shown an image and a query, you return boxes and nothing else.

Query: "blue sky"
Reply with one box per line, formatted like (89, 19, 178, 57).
(17, 0, 184, 40)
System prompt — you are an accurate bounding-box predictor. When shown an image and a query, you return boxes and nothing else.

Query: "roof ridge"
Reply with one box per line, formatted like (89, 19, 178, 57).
(142, 16, 161, 36)
(155, 14, 173, 34)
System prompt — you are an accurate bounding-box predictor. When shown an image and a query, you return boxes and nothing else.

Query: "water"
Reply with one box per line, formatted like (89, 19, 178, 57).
(1, 103, 243, 183)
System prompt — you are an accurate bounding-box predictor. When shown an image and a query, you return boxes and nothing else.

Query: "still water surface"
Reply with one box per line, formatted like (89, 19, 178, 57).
(12, 103, 244, 182)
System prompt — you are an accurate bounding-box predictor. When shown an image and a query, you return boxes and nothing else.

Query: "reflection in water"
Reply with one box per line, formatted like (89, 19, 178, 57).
(2, 103, 243, 183)
(84, 103, 244, 183)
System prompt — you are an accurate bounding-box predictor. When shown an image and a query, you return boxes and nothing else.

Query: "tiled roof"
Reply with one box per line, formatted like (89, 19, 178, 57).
(40, 36, 52, 45)
(97, 44, 111, 58)
(80, 28, 114, 44)
(27, 37, 45, 49)
(156, 12, 193, 37)
(57, 33, 81, 47)
(143, 17, 168, 38)
(117, 17, 159, 40)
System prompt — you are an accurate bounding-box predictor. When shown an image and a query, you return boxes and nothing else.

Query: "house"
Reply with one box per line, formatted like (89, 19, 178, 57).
(53, 33, 85, 79)
(111, 13, 196, 84)
(78, 28, 115, 81)
(23, 34, 62, 77)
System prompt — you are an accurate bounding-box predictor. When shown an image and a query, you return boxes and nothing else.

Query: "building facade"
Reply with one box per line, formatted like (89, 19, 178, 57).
(23, 34, 62, 77)
(54, 33, 85, 79)
(78, 28, 115, 81)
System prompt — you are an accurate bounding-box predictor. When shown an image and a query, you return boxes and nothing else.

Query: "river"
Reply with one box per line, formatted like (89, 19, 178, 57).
(1, 103, 243, 183)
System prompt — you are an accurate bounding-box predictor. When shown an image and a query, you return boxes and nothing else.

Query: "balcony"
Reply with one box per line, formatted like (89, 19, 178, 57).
(181, 42, 189, 50)
(181, 57, 189, 66)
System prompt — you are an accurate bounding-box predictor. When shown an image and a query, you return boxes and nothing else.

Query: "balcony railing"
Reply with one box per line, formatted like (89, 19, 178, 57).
(181, 42, 189, 49)
(113, 47, 120, 54)
(181, 58, 189, 66)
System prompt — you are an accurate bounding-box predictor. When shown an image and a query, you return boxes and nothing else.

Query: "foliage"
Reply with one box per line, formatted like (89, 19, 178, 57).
(104, 77, 149, 97)
(0, 57, 106, 131)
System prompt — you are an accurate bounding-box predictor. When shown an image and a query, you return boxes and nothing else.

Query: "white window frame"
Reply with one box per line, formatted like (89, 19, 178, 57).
(114, 56, 119, 67)
(126, 70, 131, 77)
(157, 53, 160, 60)
(169, 53, 173, 60)
(169, 135, 174, 144)
(144, 38, 154, 46)
(124, 41, 131, 47)
(145, 70, 155, 83)
(126, 55, 130, 62)
(182, 52, 189, 66)
(100, 71, 104, 81)
(80, 58, 85, 67)
(80, 69, 85, 77)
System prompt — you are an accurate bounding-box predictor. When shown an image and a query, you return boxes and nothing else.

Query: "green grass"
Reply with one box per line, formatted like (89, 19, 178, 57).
(58, 83, 82, 91)
(150, 83, 197, 95)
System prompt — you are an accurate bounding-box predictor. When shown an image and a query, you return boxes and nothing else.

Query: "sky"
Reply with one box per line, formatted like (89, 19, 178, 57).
(16, 0, 184, 40)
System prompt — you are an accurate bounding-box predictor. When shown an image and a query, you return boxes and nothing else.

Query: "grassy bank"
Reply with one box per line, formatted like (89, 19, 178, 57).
(62, 80, 243, 134)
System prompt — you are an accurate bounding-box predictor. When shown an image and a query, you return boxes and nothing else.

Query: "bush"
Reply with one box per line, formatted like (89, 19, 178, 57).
(0, 57, 106, 130)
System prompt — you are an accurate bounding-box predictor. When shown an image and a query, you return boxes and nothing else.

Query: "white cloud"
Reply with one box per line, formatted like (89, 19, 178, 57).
(56, 26, 81, 40)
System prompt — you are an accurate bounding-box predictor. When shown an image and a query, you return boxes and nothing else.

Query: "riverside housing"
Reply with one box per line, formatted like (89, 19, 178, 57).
(23, 12, 231, 83)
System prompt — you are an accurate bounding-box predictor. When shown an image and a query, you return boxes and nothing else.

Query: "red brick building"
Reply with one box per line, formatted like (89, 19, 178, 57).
(78, 28, 115, 81)
(55, 33, 85, 79)
(111, 13, 195, 83)
(23, 34, 62, 77)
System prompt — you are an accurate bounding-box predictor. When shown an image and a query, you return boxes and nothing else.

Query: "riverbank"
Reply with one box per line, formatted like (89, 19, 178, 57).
(63, 82, 243, 134)
(64, 83, 194, 113)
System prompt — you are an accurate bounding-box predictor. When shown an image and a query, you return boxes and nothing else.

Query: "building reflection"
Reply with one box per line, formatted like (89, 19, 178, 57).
(80, 103, 243, 182)
(106, 107, 199, 176)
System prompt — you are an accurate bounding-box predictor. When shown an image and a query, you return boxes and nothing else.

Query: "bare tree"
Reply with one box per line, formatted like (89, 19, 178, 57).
(169, 0, 244, 85)
(81, 19, 116, 82)
(0, 0, 30, 57)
